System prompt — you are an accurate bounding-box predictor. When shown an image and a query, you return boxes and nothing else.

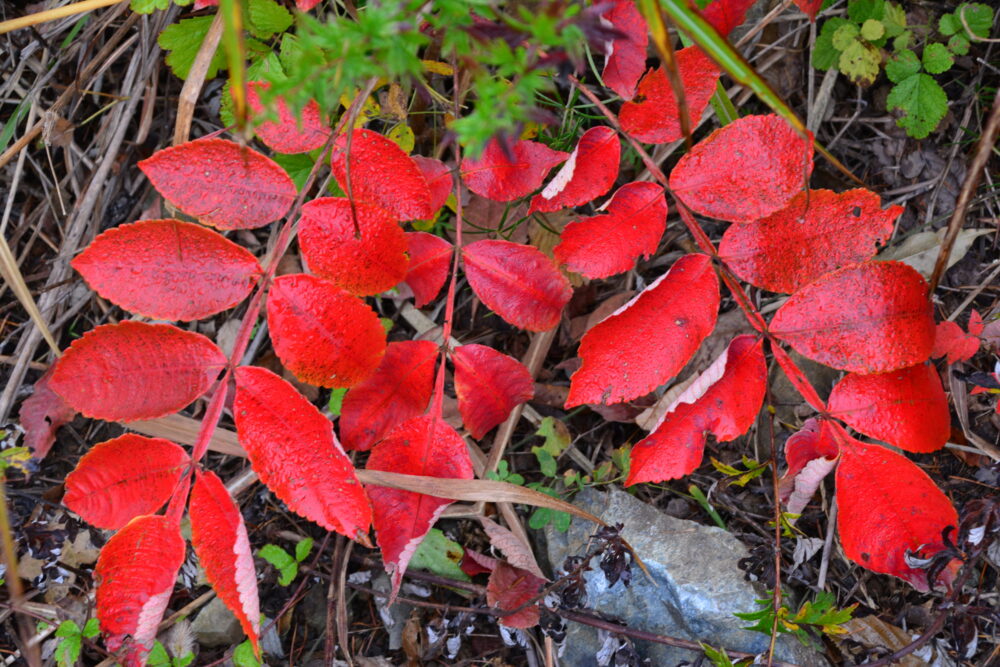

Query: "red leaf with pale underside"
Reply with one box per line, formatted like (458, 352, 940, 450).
(247, 81, 329, 154)
(487, 561, 544, 628)
(234, 366, 373, 540)
(719, 190, 902, 293)
(669, 115, 813, 222)
(701, 0, 759, 36)
(770, 261, 935, 373)
(72, 219, 262, 320)
(403, 232, 452, 307)
(529, 126, 620, 213)
(412, 156, 453, 214)
(339, 340, 438, 452)
(19, 366, 76, 460)
(463, 240, 572, 332)
(49, 321, 226, 421)
(267, 274, 386, 388)
(601, 0, 648, 100)
(626, 335, 765, 484)
(64, 434, 189, 530)
(931, 320, 980, 364)
(554, 181, 667, 279)
(298, 197, 409, 296)
(461, 138, 568, 202)
(791, 0, 823, 21)
(566, 253, 719, 407)
(453, 344, 534, 440)
(777, 418, 840, 516)
(139, 138, 296, 230)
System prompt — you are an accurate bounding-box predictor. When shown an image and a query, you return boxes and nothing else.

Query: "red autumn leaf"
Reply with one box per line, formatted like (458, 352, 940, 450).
(619, 46, 722, 145)
(931, 320, 980, 364)
(139, 138, 296, 230)
(339, 340, 438, 451)
(554, 181, 667, 279)
(669, 114, 813, 222)
(828, 363, 949, 454)
(718, 189, 902, 293)
(700, 0, 760, 37)
(461, 549, 497, 577)
(777, 418, 840, 516)
(791, 0, 823, 21)
(296, 0, 322, 10)
(601, 0, 648, 100)
(72, 219, 262, 320)
(19, 366, 76, 460)
(190, 470, 261, 655)
(49, 321, 226, 421)
(626, 335, 766, 484)
(367, 414, 474, 598)
(95, 515, 185, 664)
(836, 437, 959, 591)
(969, 309, 984, 335)
(266, 274, 387, 388)
(330, 129, 433, 220)
(452, 344, 534, 440)
(234, 366, 373, 540)
(247, 81, 329, 154)
(486, 561, 545, 629)
(298, 197, 409, 296)
(460, 138, 568, 202)
(528, 126, 620, 213)
(566, 253, 719, 407)
(412, 156, 453, 214)
(462, 240, 572, 331)
(403, 232, 452, 307)
(770, 261, 935, 373)
(64, 434, 190, 530)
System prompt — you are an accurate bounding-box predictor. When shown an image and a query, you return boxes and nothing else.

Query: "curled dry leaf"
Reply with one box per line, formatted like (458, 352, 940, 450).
(460, 138, 568, 202)
(452, 344, 534, 440)
(247, 81, 329, 155)
(479, 516, 547, 580)
(778, 418, 840, 517)
(529, 126, 620, 213)
(601, 0, 648, 100)
(403, 231, 452, 308)
(19, 366, 76, 460)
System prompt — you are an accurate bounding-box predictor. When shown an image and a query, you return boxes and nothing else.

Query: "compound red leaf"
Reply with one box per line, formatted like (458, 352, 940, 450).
(298, 197, 409, 296)
(529, 126, 620, 213)
(601, 0, 648, 100)
(486, 561, 544, 629)
(828, 363, 949, 454)
(931, 320, 980, 364)
(836, 437, 959, 591)
(95, 515, 185, 665)
(554, 181, 667, 279)
(339, 340, 438, 452)
(139, 138, 295, 230)
(367, 415, 474, 599)
(19, 366, 76, 460)
(72, 219, 262, 320)
(247, 81, 329, 154)
(619, 47, 721, 145)
(718, 190, 902, 293)
(463, 240, 572, 332)
(627, 335, 766, 484)
(452, 344, 534, 440)
(403, 232, 452, 307)
(49, 322, 226, 422)
(267, 274, 386, 388)
(700, 0, 759, 36)
(791, 0, 823, 21)
(669, 114, 813, 222)
(330, 129, 433, 220)
(64, 434, 189, 530)
(412, 156, 453, 214)
(567, 253, 719, 407)
(770, 261, 935, 373)
(190, 470, 261, 655)
(234, 366, 373, 540)
(460, 138, 568, 202)
(777, 418, 840, 516)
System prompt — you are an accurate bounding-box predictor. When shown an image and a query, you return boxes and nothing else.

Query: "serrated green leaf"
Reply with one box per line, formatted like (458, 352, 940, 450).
(893, 30, 912, 51)
(885, 49, 920, 82)
(922, 42, 953, 74)
(408, 528, 471, 582)
(247, 0, 293, 39)
(295, 537, 314, 563)
(55, 620, 80, 638)
(131, 0, 170, 14)
(535, 416, 570, 456)
(948, 34, 970, 55)
(813, 18, 850, 70)
(838, 39, 881, 85)
(882, 2, 906, 37)
(82, 618, 100, 639)
(146, 641, 171, 667)
(159, 16, 227, 80)
(939, 13, 962, 36)
(860, 19, 885, 41)
(832, 23, 860, 51)
(532, 446, 558, 478)
(848, 0, 885, 23)
(957, 3, 994, 38)
(887, 73, 948, 138)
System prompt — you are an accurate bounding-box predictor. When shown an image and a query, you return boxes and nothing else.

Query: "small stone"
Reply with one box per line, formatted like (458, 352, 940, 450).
(191, 596, 243, 648)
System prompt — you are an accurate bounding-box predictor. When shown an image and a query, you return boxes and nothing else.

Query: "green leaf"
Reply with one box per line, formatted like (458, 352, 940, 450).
(887, 73, 948, 139)
(54, 620, 80, 638)
(82, 618, 100, 639)
(922, 42, 953, 74)
(233, 639, 262, 667)
(948, 34, 971, 55)
(832, 23, 860, 51)
(327, 387, 348, 416)
(700, 643, 736, 667)
(860, 19, 885, 41)
(175, 653, 195, 667)
(848, 0, 885, 23)
(813, 18, 850, 70)
(131, 0, 170, 14)
(294, 537, 314, 563)
(881, 2, 906, 37)
(956, 3, 994, 38)
(892, 30, 912, 51)
(272, 152, 315, 191)
(885, 49, 920, 83)
(159, 16, 227, 80)
(247, 0, 293, 40)
(939, 12, 962, 36)
(408, 528, 471, 581)
(146, 641, 171, 667)
(535, 417, 570, 457)
(259, 544, 295, 570)
(837, 39, 881, 85)
(531, 446, 558, 478)
(487, 460, 525, 486)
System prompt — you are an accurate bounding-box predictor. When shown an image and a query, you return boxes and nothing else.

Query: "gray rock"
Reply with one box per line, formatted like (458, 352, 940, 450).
(544, 487, 826, 667)
(191, 596, 243, 648)
(372, 573, 414, 651)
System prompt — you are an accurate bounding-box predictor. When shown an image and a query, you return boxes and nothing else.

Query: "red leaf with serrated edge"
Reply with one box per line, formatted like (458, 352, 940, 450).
(486, 561, 544, 629)
(554, 181, 667, 279)
(267, 274, 386, 388)
(669, 115, 813, 222)
(19, 366, 76, 460)
(463, 240, 572, 331)
(601, 0, 648, 100)
(718, 190, 902, 293)
(298, 197, 409, 296)
(836, 437, 959, 591)
(64, 435, 189, 530)
(412, 156, 453, 214)
(330, 129, 432, 220)
(828, 363, 949, 454)
(701, 0, 759, 36)
(367, 415, 474, 598)
(72, 219, 262, 320)
(49, 322, 226, 421)
(234, 366, 373, 540)
(529, 126, 620, 213)
(791, 0, 823, 21)
(460, 138, 568, 202)
(190, 470, 260, 655)
(931, 320, 980, 364)
(452, 344, 534, 440)
(771, 261, 935, 373)
(339, 340, 438, 451)
(626, 335, 765, 484)
(403, 232, 452, 307)
(619, 47, 721, 145)
(95, 515, 185, 665)
(139, 138, 296, 230)
(247, 81, 329, 155)
(778, 418, 840, 516)
(566, 253, 719, 407)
